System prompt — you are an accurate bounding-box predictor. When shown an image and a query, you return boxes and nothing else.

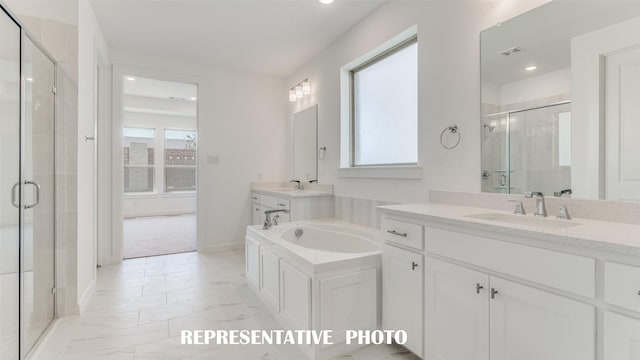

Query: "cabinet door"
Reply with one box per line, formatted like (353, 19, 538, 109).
(245, 238, 260, 289)
(260, 246, 280, 311)
(280, 260, 311, 329)
(425, 258, 489, 360)
(489, 277, 595, 360)
(382, 244, 423, 357)
(253, 204, 264, 225)
(604, 311, 640, 360)
(319, 269, 377, 348)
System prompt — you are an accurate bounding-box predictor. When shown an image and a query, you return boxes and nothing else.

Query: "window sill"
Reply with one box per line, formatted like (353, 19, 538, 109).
(337, 166, 422, 180)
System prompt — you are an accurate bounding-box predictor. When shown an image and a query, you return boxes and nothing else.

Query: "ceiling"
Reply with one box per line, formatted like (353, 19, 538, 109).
(123, 76, 197, 100)
(90, 0, 386, 77)
(481, 1, 640, 85)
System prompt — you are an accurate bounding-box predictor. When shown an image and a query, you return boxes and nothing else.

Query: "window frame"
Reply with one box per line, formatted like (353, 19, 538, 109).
(163, 128, 197, 193)
(123, 126, 157, 194)
(349, 35, 418, 167)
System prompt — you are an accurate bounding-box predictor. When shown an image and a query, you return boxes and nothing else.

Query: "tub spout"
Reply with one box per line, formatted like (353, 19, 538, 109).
(263, 209, 289, 229)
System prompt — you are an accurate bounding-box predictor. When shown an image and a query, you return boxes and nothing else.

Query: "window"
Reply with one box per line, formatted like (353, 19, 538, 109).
(164, 129, 197, 192)
(351, 38, 418, 166)
(123, 127, 155, 193)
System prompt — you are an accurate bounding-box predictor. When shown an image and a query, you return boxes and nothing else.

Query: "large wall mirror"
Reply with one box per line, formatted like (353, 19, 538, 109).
(293, 104, 318, 182)
(481, 1, 640, 201)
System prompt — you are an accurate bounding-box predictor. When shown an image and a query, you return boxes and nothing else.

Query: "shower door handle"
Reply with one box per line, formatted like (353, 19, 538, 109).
(11, 182, 19, 208)
(24, 180, 40, 209)
(500, 174, 507, 187)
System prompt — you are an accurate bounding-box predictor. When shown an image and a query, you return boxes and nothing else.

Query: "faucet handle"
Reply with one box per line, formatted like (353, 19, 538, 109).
(556, 204, 579, 220)
(508, 200, 526, 215)
(525, 191, 544, 198)
(556, 205, 571, 220)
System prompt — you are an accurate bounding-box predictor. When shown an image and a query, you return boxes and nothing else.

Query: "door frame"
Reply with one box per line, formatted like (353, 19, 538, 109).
(571, 16, 640, 199)
(107, 64, 201, 263)
(95, 46, 109, 267)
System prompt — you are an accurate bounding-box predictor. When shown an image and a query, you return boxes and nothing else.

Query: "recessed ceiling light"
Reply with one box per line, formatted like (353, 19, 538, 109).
(125, 76, 136, 81)
(524, 65, 537, 71)
(190, 97, 197, 101)
(25, 77, 34, 82)
(318, 0, 335, 4)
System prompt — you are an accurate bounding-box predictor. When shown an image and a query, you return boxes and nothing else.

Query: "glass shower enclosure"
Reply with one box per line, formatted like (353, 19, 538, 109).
(481, 102, 572, 196)
(0, 6, 56, 359)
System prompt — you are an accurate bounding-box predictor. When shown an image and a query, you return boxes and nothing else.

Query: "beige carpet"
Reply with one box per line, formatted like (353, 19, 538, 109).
(123, 214, 196, 259)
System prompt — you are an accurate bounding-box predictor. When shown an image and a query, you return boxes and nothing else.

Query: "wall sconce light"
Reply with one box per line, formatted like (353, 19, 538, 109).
(289, 79, 311, 102)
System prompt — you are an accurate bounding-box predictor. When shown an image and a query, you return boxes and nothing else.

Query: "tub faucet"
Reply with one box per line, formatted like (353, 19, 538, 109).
(290, 180, 303, 190)
(525, 191, 547, 217)
(263, 209, 289, 229)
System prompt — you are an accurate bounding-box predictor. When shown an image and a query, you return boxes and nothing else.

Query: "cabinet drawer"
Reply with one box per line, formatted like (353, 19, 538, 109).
(260, 195, 279, 208)
(605, 262, 640, 312)
(276, 198, 290, 209)
(382, 218, 424, 250)
(425, 227, 595, 298)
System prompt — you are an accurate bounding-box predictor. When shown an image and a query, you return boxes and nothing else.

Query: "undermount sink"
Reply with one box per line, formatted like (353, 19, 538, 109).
(465, 212, 582, 230)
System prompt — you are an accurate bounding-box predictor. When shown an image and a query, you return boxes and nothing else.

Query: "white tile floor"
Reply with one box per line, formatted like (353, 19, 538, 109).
(123, 214, 196, 259)
(33, 250, 417, 360)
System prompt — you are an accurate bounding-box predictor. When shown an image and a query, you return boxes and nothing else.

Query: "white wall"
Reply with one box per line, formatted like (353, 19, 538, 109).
(110, 51, 287, 253)
(499, 68, 571, 105)
(77, 0, 109, 311)
(286, 0, 549, 205)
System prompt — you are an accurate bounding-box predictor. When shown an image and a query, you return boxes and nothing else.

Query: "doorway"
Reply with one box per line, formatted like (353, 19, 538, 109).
(120, 76, 198, 259)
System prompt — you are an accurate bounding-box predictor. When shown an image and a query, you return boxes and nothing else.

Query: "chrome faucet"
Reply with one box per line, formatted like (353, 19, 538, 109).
(290, 180, 303, 190)
(525, 192, 547, 217)
(263, 209, 289, 229)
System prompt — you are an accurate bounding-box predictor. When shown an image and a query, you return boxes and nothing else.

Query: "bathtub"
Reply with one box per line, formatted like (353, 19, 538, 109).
(245, 220, 381, 360)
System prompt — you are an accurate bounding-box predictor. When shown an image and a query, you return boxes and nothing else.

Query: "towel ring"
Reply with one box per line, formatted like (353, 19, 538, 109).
(440, 125, 461, 150)
(318, 146, 327, 160)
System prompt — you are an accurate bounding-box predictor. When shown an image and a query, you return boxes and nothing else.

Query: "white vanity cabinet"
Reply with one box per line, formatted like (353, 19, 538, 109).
(426, 258, 489, 360)
(251, 190, 334, 226)
(378, 210, 602, 360)
(488, 277, 594, 360)
(426, 257, 594, 360)
(603, 261, 640, 360)
(252, 192, 291, 225)
(604, 311, 640, 359)
(381, 217, 425, 357)
(424, 227, 595, 360)
(382, 244, 423, 356)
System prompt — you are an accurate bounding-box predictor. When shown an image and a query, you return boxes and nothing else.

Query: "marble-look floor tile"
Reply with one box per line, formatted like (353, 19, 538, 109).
(32, 250, 410, 360)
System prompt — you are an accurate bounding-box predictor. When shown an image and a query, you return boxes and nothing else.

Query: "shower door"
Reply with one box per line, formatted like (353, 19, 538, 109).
(0, 8, 21, 360)
(0, 6, 56, 358)
(21, 34, 56, 356)
(482, 102, 571, 196)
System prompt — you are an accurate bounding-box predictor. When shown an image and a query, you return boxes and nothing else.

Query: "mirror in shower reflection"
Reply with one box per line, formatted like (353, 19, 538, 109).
(481, 102, 572, 197)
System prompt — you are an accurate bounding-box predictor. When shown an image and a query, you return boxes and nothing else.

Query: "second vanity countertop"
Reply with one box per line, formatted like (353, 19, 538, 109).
(378, 202, 640, 257)
(251, 185, 333, 198)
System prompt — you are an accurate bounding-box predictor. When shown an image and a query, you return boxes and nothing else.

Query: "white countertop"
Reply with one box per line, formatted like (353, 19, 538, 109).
(378, 203, 640, 257)
(252, 187, 333, 198)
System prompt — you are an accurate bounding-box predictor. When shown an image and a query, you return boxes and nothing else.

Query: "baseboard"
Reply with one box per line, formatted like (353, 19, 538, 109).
(26, 317, 60, 360)
(77, 279, 96, 314)
(201, 242, 244, 253)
